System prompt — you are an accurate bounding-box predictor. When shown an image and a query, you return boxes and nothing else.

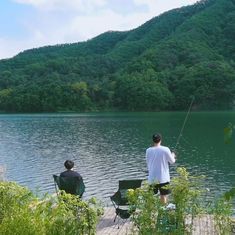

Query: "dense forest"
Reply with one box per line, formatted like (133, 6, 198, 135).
(0, 0, 235, 112)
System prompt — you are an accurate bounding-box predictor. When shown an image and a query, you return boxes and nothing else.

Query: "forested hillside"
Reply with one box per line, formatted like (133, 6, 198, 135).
(0, 0, 235, 112)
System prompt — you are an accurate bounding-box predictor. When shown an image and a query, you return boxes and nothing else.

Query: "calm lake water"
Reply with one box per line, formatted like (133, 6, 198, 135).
(0, 112, 234, 206)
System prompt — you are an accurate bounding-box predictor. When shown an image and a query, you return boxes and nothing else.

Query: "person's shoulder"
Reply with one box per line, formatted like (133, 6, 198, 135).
(68, 170, 82, 179)
(160, 145, 171, 152)
(60, 170, 82, 178)
(146, 146, 154, 152)
(74, 171, 82, 178)
(60, 171, 67, 177)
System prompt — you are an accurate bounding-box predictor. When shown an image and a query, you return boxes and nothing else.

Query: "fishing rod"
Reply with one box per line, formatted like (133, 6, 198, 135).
(173, 96, 195, 152)
(143, 96, 195, 175)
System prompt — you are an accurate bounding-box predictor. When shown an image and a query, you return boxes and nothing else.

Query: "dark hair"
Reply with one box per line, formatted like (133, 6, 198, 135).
(152, 133, 162, 143)
(64, 160, 74, 170)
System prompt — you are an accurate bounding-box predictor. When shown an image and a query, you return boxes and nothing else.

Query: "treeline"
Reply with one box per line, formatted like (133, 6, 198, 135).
(0, 0, 235, 112)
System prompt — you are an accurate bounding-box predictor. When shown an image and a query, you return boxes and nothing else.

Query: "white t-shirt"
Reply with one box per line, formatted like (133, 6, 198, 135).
(146, 145, 175, 184)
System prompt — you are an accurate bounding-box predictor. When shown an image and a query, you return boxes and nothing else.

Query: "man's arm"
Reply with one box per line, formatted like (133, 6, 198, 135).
(166, 148, 176, 164)
(146, 149, 150, 171)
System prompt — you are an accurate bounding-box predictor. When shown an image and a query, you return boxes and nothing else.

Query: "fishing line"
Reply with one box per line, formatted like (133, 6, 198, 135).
(144, 96, 194, 175)
(174, 96, 195, 152)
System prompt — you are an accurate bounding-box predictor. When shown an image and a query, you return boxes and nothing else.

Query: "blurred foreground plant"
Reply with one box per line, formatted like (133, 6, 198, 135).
(128, 167, 234, 235)
(210, 188, 235, 235)
(0, 181, 103, 235)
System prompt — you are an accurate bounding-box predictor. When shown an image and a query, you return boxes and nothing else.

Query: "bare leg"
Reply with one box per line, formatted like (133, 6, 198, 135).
(160, 195, 168, 204)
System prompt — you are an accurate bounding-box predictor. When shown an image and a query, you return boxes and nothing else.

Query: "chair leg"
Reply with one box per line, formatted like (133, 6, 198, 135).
(117, 216, 120, 229)
(114, 214, 117, 222)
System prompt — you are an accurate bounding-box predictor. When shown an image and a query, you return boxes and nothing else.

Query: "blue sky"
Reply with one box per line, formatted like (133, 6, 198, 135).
(0, 0, 197, 59)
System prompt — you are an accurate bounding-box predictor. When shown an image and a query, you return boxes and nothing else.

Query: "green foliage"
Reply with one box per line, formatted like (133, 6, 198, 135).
(0, 182, 103, 235)
(115, 70, 173, 111)
(170, 167, 205, 233)
(127, 167, 234, 235)
(127, 183, 162, 234)
(0, 0, 235, 112)
(224, 122, 235, 144)
(0, 182, 33, 224)
(210, 188, 235, 235)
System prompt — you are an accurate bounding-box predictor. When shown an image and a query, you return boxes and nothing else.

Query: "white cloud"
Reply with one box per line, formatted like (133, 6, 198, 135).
(0, 27, 68, 59)
(133, 0, 198, 15)
(67, 9, 155, 41)
(2, 0, 198, 59)
(0, 38, 18, 59)
(0, 37, 39, 59)
(58, 0, 198, 41)
(13, 0, 45, 6)
(13, 0, 107, 12)
(13, 0, 197, 14)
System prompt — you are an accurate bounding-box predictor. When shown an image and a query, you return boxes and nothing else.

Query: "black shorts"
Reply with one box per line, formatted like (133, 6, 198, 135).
(151, 182, 170, 195)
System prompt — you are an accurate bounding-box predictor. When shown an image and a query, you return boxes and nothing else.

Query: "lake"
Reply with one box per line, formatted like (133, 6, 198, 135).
(0, 112, 234, 206)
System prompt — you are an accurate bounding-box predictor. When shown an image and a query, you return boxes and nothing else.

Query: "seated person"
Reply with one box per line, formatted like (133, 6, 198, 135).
(57, 160, 85, 197)
(60, 160, 82, 180)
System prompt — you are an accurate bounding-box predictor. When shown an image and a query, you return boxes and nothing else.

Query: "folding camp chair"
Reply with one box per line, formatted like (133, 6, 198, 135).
(110, 179, 143, 223)
(53, 175, 85, 198)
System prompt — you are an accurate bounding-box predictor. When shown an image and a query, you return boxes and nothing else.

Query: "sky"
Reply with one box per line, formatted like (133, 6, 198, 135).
(0, 0, 198, 59)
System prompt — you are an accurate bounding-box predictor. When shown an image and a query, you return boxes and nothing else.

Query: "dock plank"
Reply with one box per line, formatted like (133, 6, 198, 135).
(97, 207, 232, 234)
(96, 207, 133, 235)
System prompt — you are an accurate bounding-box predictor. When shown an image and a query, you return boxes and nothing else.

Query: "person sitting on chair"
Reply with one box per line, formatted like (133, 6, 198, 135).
(60, 160, 82, 180)
(54, 160, 85, 197)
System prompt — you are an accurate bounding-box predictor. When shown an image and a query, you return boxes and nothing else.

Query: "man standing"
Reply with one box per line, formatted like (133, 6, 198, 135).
(146, 133, 176, 204)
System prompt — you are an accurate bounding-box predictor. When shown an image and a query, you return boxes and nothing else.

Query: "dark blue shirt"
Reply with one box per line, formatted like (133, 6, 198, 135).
(60, 170, 82, 179)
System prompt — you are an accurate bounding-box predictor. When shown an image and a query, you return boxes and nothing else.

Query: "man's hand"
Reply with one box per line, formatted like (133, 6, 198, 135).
(171, 151, 176, 160)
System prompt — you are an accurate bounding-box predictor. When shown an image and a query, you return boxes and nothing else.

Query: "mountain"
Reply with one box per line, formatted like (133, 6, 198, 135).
(0, 0, 235, 112)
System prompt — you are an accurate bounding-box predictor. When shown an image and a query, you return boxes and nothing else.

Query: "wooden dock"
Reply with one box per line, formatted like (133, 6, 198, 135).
(97, 207, 234, 235)
(96, 207, 133, 235)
